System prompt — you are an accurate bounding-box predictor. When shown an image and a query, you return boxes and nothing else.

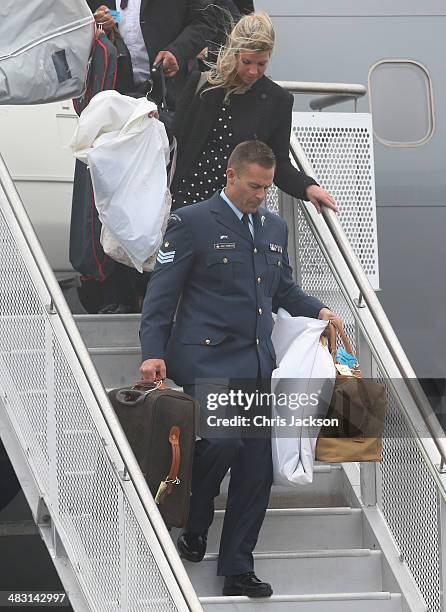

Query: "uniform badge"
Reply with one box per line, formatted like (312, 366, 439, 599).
(167, 213, 182, 230)
(157, 249, 176, 264)
(269, 243, 283, 254)
(220, 235, 229, 240)
(214, 242, 236, 250)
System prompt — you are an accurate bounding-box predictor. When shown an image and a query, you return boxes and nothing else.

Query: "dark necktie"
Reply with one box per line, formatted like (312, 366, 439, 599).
(241, 214, 253, 240)
(120, 0, 128, 9)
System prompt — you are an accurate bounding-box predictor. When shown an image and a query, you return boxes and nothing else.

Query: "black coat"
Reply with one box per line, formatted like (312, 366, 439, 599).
(233, 0, 254, 14)
(172, 72, 318, 200)
(87, 0, 215, 68)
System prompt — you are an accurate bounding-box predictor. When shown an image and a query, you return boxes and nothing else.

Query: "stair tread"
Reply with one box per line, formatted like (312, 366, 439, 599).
(90, 349, 140, 354)
(73, 314, 141, 321)
(200, 592, 401, 603)
(201, 549, 381, 561)
(214, 507, 361, 516)
(186, 549, 383, 597)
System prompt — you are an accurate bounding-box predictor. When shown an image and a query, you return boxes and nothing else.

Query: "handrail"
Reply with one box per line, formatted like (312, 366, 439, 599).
(309, 94, 361, 111)
(275, 80, 367, 110)
(289, 132, 446, 477)
(0, 152, 202, 611)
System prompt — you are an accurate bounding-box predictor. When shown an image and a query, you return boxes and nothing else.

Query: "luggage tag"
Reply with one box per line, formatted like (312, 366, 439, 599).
(155, 476, 180, 505)
(335, 363, 354, 377)
(154, 481, 168, 504)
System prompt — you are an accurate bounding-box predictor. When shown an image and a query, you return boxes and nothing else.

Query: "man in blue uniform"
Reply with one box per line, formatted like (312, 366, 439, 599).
(140, 140, 338, 597)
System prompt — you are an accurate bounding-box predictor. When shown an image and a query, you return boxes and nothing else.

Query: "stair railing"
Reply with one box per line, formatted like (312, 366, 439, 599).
(0, 152, 202, 611)
(280, 111, 446, 611)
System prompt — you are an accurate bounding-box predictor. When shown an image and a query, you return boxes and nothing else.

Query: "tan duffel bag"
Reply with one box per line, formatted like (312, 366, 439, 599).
(315, 321, 387, 462)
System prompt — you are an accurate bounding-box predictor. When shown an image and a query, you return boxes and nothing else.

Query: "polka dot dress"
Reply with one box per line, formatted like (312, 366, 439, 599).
(172, 104, 234, 208)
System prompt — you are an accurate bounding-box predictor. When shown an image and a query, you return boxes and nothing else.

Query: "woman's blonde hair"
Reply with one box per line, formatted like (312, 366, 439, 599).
(205, 11, 275, 99)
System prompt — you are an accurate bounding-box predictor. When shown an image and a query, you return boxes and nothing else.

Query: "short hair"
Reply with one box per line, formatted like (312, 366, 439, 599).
(228, 140, 276, 172)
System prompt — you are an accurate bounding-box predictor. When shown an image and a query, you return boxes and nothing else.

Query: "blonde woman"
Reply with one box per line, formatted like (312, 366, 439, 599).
(170, 11, 336, 212)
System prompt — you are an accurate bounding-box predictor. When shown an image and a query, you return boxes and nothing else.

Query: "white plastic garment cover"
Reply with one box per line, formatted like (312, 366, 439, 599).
(0, 0, 94, 104)
(71, 90, 171, 271)
(271, 309, 336, 486)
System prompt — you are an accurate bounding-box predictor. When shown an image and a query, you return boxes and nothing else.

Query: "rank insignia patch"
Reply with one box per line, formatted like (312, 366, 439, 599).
(157, 249, 176, 264)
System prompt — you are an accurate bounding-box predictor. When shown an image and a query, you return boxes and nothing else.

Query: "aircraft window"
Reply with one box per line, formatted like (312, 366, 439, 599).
(368, 60, 434, 147)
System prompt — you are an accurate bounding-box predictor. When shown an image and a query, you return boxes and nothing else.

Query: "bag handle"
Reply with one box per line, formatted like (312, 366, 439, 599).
(327, 320, 355, 364)
(115, 380, 166, 405)
(156, 426, 181, 506)
(133, 380, 167, 391)
(165, 426, 181, 484)
(168, 137, 178, 188)
(152, 62, 168, 111)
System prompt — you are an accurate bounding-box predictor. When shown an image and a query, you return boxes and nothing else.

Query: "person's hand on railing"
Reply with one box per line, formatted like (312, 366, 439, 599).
(140, 358, 166, 383)
(306, 185, 338, 214)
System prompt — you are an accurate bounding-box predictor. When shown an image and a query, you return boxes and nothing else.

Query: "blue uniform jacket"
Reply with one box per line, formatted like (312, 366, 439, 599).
(140, 193, 325, 385)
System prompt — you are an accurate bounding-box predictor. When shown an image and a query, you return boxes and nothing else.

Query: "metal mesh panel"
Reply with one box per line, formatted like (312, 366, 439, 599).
(0, 204, 182, 610)
(265, 184, 280, 216)
(295, 204, 356, 352)
(264, 184, 356, 351)
(124, 497, 177, 612)
(378, 369, 441, 612)
(293, 113, 379, 290)
(266, 181, 438, 609)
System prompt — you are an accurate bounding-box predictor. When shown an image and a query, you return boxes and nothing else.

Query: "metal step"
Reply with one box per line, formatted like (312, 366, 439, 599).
(89, 346, 142, 388)
(216, 465, 348, 509)
(204, 507, 363, 553)
(73, 314, 141, 348)
(186, 549, 383, 597)
(200, 592, 402, 611)
(74, 314, 144, 387)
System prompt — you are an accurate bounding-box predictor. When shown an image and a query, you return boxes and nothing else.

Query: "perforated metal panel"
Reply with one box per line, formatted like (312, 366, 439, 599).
(265, 184, 280, 216)
(265, 177, 439, 611)
(293, 112, 379, 290)
(0, 201, 186, 610)
(377, 369, 441, 612)
(264, 183, 356, 351)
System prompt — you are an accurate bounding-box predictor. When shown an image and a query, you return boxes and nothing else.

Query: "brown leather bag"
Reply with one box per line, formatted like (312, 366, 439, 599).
(108, 381, 197, 527)
(315, 322, 386, 462)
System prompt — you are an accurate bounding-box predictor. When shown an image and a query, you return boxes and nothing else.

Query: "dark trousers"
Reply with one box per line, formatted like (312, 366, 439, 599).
(183, 378, 273, 576)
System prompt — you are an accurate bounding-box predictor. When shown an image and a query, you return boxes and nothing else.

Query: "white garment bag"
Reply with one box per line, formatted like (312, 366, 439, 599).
(271, 309, 336, 486)
(0, 0, 93, 104)
(71, 90, 171, 271)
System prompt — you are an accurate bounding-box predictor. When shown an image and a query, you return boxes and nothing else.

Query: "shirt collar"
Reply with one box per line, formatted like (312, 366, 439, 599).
(220, 189, 253, 226)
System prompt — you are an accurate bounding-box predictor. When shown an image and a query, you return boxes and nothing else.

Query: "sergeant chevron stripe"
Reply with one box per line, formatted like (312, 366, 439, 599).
(157, 249, 176, 264)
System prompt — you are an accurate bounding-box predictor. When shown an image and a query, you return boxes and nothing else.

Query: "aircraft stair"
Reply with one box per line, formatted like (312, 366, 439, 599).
(1, 84, 445, 611)
(72, 314, 416, 612)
